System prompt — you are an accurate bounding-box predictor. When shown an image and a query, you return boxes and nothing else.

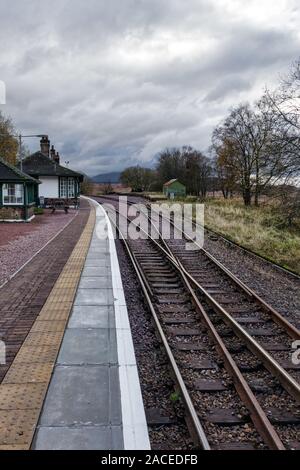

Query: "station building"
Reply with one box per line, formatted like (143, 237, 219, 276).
(0, 156, 40, 221)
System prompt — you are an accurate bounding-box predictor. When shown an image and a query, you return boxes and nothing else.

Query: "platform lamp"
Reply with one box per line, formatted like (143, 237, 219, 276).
(0, 133, 47, 171)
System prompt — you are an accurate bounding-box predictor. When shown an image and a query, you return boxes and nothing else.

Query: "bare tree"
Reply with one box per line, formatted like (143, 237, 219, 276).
(251, 95, 289, 205)
(264, 59, 300, 181)
(156, 146, 212, 197)
(120, 166, 156, 192)
(212, 104, 258, 205)
(211, 97, 298, 206)
(267, 59, 300, 131)
(212, 139, 238, 199)
(156, 147, 185, 185)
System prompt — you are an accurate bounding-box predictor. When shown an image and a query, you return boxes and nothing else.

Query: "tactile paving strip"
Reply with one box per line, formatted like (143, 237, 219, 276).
(30, 320, 67, 333)
(0, 445, 28, 450)
(37, 306, 73, 321)
(0, 410, 41, 446)
(0, 383, 47, 410)
(3, 364, 54, 384)
(13, 345, 60, 364)
(23, 331, 65, 348)
(0, 202, 96, 450)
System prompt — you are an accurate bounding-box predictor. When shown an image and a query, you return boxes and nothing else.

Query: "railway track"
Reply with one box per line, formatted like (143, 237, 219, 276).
(95, 196, 300, 450)
(98, 193, 300, 280)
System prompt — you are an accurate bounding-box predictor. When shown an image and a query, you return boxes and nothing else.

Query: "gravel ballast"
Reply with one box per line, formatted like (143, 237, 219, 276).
(115, 238, 195, 450)
(96, 195, 300, 449)
(203, 233, 300, 327)
(112, 194, 299, 325)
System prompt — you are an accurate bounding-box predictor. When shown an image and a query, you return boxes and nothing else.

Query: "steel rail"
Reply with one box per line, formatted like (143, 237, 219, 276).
(178, 262, 285, 450)
(180, 262, 300, 402)
(97, 196, 300, 337)
(101, 201, 290, 450)
(141, 206, 300, 401)
(140, 202, 300, 341)
(99, 196, 299, 339)
(96, 194, 300, 280)
(139, 204, 300, 401)
(107, 212, 211, 450)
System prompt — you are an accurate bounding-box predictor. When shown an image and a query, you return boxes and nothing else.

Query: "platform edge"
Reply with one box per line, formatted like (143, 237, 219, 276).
(84, 196, 151, 451)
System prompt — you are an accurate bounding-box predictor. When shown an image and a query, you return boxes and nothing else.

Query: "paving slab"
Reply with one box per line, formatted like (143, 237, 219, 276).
(33, 426, 123, 450)
(81, 266, 111, 277)
(79, 277, 112, 289)
(57, 329, 118, 365)
(86, 252, 109, 260)
(68, 306, 115, 329)
(33, 197, 150, 450)
(84, 258, 111, 267)
(74, 288, 114, 306)
(38, 365, 121, 427)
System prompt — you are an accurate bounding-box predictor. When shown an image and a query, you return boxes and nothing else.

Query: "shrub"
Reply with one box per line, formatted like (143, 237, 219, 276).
(34, 207, 44, 215)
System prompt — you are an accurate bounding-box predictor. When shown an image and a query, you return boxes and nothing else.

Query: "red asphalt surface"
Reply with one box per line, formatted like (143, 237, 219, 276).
(0, 209, 77, 285)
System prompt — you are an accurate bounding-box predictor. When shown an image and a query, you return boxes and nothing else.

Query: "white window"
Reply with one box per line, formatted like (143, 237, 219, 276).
(68, 178, 75, 198)
(60, 178, 68, 198)
(3, 183, 24, 205)
(60, 178, 75, 198)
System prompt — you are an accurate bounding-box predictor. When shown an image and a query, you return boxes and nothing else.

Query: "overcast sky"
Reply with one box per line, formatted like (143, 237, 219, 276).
(0, 0, 299, 176)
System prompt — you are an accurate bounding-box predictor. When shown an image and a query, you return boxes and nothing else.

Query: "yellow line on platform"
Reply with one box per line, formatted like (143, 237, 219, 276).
(0, 203, 96, 450)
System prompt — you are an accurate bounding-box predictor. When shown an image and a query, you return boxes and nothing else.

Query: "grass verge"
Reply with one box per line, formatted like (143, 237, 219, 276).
(203, 198, 300, 275)
(142, 194, 300, 274)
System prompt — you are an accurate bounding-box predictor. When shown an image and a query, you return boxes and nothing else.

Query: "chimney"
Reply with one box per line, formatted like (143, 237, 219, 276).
(40, 136, 50, 157)
(54, 152, 60, 164)
(50, 145, 56, 161)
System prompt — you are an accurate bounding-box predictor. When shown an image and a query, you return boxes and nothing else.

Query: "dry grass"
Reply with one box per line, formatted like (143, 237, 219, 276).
(203, 198, 300, 274)
(143, 192, 167, 201)
(147, 193, 300, 274)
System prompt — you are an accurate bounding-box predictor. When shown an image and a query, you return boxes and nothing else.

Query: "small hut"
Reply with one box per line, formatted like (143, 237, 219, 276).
(163, 179, 186, 199)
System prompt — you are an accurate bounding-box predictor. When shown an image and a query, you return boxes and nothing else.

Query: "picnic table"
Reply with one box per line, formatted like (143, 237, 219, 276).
(47, 198, 80, 213)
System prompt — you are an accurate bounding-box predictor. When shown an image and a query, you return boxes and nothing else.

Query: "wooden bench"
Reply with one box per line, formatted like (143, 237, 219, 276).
(47, 198, 79, 213)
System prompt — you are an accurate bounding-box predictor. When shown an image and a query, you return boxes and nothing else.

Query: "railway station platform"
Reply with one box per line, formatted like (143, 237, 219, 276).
(0, 197, 150, 451)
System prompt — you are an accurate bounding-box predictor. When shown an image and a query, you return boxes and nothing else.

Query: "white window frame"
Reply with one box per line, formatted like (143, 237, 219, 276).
(67, 178, 75, 198)
(60, 177, 75, 198)
(60, 177, 68, 198)
(2, 183, 24, 205)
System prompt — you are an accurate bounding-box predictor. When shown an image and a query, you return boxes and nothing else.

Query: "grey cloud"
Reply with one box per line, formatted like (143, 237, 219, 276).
(204, 77, 252, 103)
(0, 0, 299, 174)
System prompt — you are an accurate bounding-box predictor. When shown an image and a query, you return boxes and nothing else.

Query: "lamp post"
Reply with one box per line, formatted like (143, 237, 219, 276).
(0, 133, 47, 171)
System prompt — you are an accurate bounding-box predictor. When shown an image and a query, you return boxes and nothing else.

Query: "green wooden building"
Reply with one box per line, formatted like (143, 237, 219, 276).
(19, 137, 82, 202)
(163, 179, 186, 198)
(0, 157, 40, 222)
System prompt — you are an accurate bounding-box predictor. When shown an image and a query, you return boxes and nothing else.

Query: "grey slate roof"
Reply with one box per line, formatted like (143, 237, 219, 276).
(19, 152, 84, 180)
(0, 157, 40, 183)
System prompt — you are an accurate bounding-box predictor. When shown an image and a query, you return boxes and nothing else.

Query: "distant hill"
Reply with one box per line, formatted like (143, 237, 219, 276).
(92, 171, 121, 183)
